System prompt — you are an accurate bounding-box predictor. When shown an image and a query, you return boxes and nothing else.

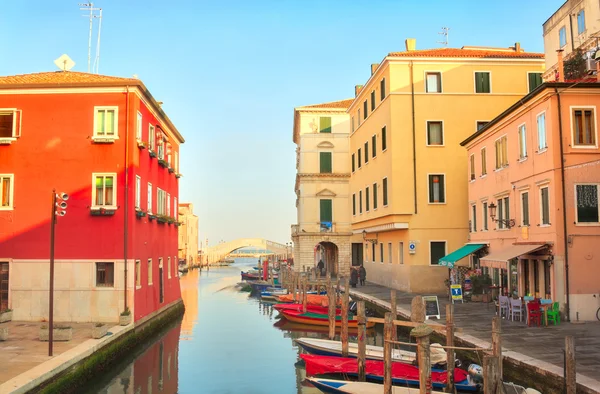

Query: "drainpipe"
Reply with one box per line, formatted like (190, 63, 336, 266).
(569, 14, 575, 53)
(410, 61, 417, 214)
(124, 86, 130, 312)
(555, 88, 570, 322)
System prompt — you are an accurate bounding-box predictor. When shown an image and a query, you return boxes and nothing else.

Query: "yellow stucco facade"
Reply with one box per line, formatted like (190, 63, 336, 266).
(348, 41, 545, 293)
(178, 203, 199, 266)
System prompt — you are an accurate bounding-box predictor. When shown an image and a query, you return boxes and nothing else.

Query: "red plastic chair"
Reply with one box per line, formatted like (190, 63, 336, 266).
(527, 302, 542, 327)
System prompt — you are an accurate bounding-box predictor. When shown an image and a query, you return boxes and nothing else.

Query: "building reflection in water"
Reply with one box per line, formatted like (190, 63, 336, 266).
(180, 268, 199, 340)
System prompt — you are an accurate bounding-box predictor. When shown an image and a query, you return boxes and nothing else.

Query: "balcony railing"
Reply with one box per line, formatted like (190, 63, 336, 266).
(320, 221, 334, 233)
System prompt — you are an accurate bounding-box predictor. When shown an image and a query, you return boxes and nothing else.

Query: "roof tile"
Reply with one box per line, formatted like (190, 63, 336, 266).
(0, 71, 139, 85)
(300, 99, 354, 109)
(388, 48, 544, 59)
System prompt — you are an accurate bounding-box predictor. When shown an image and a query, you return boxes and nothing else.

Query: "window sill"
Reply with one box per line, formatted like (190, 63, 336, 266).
(571, 145, 599, 150)
(517, 157, 528, 163)
(90, 207, 117, 216)
(94, 286, 116, 290)
(574, 222, 600, 226)
(135, 285, 142, 290)
(496, 228, 510, 231)
(480, 174, 488, 179)
(428, 202, 447, 205)
(536, 148, 548, 154)
(137, 140, 147, 149)
(92, 136, 118, 144)
(0, 137, 17, 145)
(538, 224, 551, 228)
(426, 144, 445, 148)
(469, 179, 476, 183)
(0, 207, 14, 211)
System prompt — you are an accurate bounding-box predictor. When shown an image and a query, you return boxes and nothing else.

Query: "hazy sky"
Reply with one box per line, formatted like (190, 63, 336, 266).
(1, 0, 563, 246)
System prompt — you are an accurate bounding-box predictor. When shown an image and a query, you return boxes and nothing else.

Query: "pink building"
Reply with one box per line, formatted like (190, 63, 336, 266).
(461, 82, 600, 321)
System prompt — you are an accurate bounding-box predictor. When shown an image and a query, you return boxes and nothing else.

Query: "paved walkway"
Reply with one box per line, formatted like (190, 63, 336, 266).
(346, 281, 600, 391)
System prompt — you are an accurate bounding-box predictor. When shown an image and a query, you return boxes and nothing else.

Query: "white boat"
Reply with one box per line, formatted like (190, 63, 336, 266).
(306, 377, 446, 394)
(295, 337, 447, 366)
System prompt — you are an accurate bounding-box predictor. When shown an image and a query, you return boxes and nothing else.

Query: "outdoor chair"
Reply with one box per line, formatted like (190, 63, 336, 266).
(546, 302, 560, 325)
(527, 302, 542, 327)
(498, 295, 510, 319)
(509, 297, 523, 322)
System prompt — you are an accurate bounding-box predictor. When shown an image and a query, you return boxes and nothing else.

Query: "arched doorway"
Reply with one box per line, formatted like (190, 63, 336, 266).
(314, 242, 339, 277)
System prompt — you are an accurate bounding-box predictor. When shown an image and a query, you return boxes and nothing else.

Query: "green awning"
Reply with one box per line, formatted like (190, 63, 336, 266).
(439, 244, 486, 268)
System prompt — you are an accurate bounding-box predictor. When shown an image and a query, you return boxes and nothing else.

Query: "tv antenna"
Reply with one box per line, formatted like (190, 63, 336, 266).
(54, 54, 76, 71)
(79, 3, 103, 73)
(438, 27, 450, 47)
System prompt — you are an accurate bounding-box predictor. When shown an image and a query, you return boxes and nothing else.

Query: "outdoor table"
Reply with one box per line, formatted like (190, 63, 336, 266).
(539, 302, 552, 326)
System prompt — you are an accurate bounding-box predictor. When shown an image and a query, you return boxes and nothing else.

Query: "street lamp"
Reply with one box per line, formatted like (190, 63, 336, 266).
(488, 202, 515, 229)
(362, 230, 377, 244)
(49, 190, 68, 357)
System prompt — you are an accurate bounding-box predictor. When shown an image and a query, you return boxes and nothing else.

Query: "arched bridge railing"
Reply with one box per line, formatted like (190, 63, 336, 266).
(202, 238, 290, 265)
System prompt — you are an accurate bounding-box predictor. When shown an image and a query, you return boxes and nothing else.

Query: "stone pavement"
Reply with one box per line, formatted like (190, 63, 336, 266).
(346, 281, 600, 391)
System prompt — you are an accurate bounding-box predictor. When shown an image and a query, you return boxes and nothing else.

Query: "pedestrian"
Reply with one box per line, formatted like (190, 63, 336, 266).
(350, 267, 358, 288)
(359, 264, 366, 286)
(317, 259, 325, 277)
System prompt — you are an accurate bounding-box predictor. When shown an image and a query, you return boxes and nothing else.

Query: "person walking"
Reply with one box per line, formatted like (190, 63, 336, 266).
(350, 267, 358, 288)
(317, 259, 325, 277)
(359, 264, 366, 286)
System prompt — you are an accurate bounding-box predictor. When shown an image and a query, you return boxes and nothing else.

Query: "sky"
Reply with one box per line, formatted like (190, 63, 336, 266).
(0, 0, 565, 246)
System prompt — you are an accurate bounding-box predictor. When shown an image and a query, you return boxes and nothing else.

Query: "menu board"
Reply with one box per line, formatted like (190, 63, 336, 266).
(423, 296, 440, 320)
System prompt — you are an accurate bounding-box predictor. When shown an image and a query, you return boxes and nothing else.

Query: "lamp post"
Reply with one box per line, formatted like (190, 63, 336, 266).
(488, 202, 515, 229)
(362, 230, 377, 244)
(49, 189, 68, 357)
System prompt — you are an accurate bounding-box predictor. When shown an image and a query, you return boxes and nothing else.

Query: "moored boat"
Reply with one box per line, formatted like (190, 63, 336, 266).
(278, 294, 338, 306)
(281, 310, 376, 329)
(273, 303, 339, 315)
(306, 377, 446, 394)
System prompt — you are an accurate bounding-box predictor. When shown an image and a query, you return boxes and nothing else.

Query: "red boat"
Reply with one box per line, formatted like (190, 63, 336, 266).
(280, 309, 376, 329)
(273, 303, 340, 315)
(241, 272, 260, 281)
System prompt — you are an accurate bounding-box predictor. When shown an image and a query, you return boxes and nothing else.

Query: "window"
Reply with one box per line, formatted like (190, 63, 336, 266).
(559, 26, 567, 48)
(521, 192, 530, 226)
(149, 124, 156, 150)
(157, 188, 167, 215)
(93, 173, 116, 208)
(0, 175, 13, 209)
(388, 243, 392, 264)
(359, 191, 363, 214)
(136, 112, 143, 140)
(319, 117, 332, 133)
(94, 107, 118, 138)
(577, 10, 585, 35)
(481, 148, 487, 176)
(372, 243, 376, 263)
(430, 241, 446, 265)
(366, 186, 370, 212)
(148, 259, 153, 285)
(174, 197, 178, 218)
(135, 260, 141, 288)
(364, 142, 369, 163)
(428, 174, 445, 203)
(352, 117, 355, 133)
(471, 204, 477, 232)
(147, 183, 153, 214)
(363, 100, 368, 119)
(572, 108, 597, 147)
(320, 199, 333, 227)
(157, 133, 165, 159)
(352, 194, 356, 215)
(135, 175, 141, 209)
(358, 148, 362, 168)
(168, 257, 171, 279)
(483, 202, 488, 230)
(352, 153, 355, 172)
(372, 135, 377, 158)
(320, 152, 332, 173)
(540, 187, 550, 225)
(425, 72, 441, 93)
(382, 126, 387, 151)
(380, 243, 384, 263)
(96, 262, 114, 287)
(495, 136, 508, 169)
(0, 110, 18, 138)
(537, 112, 547, 150)
(497, 197, 510, 229)
(371, 91, 375, 111)
(576, 184, 599, 223)
(477, 121, 489, 131)
(380, 78, 386, 100)
(518, 124, 527, 159)
(398, 242, 404, 264)
(373, 183, 378, 210)
(426, 121, 443, 146)
(358, 109, 361, 126)
(528, 73, 543, 93)
(474, 72, 491, 93)
(470, 155, 476, 181)
(167, 193, 171, 216)
(382, 178, 388, 206)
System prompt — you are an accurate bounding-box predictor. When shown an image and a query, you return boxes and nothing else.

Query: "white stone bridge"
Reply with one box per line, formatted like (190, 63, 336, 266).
(202, 238, 291, 265)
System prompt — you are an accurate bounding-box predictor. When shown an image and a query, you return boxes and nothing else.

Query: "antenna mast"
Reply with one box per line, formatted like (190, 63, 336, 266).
(79, 2, 102, 73)
(93, 8, 103, 73)
(437, 27, 450, 47)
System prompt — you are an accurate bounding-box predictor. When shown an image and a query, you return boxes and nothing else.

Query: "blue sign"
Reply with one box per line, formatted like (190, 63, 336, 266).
(451, 284, 463, 304)
(409, 241, 416, 254)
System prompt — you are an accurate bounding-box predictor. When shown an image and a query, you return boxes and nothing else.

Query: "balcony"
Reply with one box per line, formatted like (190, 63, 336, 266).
(291, 222, 352, 235)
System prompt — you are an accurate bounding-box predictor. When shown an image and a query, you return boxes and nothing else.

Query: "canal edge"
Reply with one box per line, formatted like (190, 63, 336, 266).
(0, 299, 185, 394)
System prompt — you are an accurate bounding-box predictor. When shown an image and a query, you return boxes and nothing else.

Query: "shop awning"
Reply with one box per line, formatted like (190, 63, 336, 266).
(480, 244, 546, 270)
(438, 243, 487, 268)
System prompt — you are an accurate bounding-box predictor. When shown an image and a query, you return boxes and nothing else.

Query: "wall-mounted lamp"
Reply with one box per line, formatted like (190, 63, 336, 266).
(362, 230, 378, 244)
(488, 202, 515, 229)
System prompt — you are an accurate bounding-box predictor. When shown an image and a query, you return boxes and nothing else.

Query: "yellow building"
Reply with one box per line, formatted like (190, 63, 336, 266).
(291, 99, 353, 276)
(178, 202, 199, 267)
(348, 40, 544, 293)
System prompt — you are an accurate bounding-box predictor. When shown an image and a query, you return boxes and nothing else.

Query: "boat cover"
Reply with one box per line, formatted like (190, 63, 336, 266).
(278, 294, 340, 306)
(301, 354, 468, 384)
(273, 303, 338, 315)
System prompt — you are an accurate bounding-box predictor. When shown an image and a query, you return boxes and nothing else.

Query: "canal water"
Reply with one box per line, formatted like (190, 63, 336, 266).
(82, 258, 384, 394)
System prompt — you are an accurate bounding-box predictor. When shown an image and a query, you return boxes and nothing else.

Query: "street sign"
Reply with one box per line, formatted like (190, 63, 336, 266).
(408, 241, 416, 255)
(451, 284, 463, 304)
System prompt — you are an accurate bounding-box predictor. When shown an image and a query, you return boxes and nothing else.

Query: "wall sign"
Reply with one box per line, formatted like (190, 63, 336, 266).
(451, 284, 463, 304)
(408, 241, 417, 255)
(423, 295, 440, 320)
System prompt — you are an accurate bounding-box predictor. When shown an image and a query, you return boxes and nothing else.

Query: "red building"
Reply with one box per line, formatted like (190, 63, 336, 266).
(0, 71, 184, 323)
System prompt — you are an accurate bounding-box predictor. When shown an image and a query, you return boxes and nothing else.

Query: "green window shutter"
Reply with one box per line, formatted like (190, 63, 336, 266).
(522, 192, 529, 226)
(366, 187, 370, 211)
(352, 153, 355, 172)
(320, 199, 332, 222)
(382, 126, 387, 150)
(363, 101, 368, 119)
(320, 152, 332, 173)
(364, 142, 369, 163)
(373, 183, 378, 209)
(319, 117, 332, 133)
(475, 72, 490, 93)
(352, 194, 356, 215)
(482, 73, 490, 93)
(528, 73, 542, 92)
(383, 178, 388, 206)
(372, 135, 377, 157)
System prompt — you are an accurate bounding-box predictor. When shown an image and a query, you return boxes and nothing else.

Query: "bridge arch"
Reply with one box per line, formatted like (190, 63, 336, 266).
(203, 238, 290, 265)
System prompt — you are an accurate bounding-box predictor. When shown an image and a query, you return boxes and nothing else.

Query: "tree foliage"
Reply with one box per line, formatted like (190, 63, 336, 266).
(564, 50, 587, 80)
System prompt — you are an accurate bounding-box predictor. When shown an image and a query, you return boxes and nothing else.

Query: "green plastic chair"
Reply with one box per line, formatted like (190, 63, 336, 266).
(546, 302, 560, 325)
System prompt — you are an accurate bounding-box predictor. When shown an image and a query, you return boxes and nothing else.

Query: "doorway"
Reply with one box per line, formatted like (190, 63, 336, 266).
(0, 262, 8, 311)
(315, 242, 339, 276)
(351, 243, 363, 266)
(159, 259, 164, 304)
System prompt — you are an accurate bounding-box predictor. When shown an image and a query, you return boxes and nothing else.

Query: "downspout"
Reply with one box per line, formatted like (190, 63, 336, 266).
(568, 14, 575, 53)
(555, 88, 570, 321)
(124, 86, 130, 311)
(410, 61, 417, 214)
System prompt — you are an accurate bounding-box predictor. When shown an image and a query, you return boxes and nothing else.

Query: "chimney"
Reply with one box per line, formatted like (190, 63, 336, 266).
(371, 63, 379, 75)
(405, 38, 416, 51)
(355, 85, 364, 97)
(557, 49, 565, 82)
(514, 42, 521, 52)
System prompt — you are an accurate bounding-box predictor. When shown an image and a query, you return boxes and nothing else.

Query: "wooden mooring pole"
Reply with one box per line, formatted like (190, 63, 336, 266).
(445, 304, 455, 394)
(483, 355, 499, 394)
(328, 281, 335, 340)
(302, 276, 307, 313)
(390, 290, 397, 341)
(492, 316, 502, 378)
(566, 336, 576, 394)
(383, 312, 394, 394)
(411, 324, 433, 394)
(341, 276, 350, 357)
(357, 301, 366, 382)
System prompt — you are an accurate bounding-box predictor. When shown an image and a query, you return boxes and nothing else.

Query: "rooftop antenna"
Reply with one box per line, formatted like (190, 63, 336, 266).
(79, 2, 102, 73)
(93, 8, 102, 74)
(437, 27, 450, 47)
(54, 54, 76, 71)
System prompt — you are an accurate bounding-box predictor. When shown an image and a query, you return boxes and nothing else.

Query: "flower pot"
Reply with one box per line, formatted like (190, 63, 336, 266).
(0, 326, 8, 341)
(119, 314, 132, 326)
(0, 310, 13, 323)
(149, 150, 157, 158)
(135, 210, 146, 218)
(92, 324, 108, 339)
(39, 326, 72, 342)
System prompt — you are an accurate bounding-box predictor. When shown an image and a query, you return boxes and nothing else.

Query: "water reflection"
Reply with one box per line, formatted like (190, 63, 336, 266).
(180, 268, 199, 340)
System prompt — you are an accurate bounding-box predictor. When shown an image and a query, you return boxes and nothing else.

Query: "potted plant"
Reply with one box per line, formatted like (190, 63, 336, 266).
(168, 167, 175, 173)
(158, 159, 169, 168)
(175, 173, 182, 179)
(156, 215, 168, 224)
(40, 324, 73, 341)
(0, 308, 13, 323)
(149, 149, 157, 158)
(0, 325, 8, 341)
(137, 140, 147, 149)
(120, 308, 132, 326)
(92, 322, 108, 339)
(148, 213, 157, 221)
(135, 209, 146, 218)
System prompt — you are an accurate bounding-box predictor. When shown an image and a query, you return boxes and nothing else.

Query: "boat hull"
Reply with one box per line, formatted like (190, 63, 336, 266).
(306, 377, 446, 394)
(281, 310, 376, 329)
